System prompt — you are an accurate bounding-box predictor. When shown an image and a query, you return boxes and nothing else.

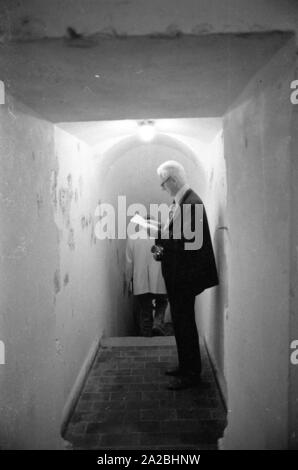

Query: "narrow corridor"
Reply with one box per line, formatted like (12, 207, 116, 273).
(64, 337, 226, 450)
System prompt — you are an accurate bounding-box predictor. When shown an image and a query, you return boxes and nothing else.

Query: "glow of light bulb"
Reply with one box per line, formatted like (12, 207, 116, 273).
(137, 121, 156, 142)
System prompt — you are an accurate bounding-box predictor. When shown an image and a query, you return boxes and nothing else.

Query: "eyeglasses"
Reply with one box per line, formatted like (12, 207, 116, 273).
(161, 176, 171, 189)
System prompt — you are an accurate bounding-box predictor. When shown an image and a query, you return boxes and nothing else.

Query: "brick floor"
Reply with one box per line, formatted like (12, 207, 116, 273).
(64, 337, 227, 450)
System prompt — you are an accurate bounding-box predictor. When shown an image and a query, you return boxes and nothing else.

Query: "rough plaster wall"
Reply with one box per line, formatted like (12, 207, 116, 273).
(0, 94, 63, 449)
(222, 39, 295, 449)
(53, 126, 106, 406)
(289, 103, 298, 449)
(1, 0, 297, 41)
(0, 95, 118, 449)
(198, 131, 228, 394)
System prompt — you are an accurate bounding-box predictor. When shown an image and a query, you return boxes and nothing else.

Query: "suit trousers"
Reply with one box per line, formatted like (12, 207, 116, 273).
(167, 287, 202, 375)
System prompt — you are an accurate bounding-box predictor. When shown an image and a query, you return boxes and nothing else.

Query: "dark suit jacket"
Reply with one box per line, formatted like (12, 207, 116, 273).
(156, 188, 219, 295)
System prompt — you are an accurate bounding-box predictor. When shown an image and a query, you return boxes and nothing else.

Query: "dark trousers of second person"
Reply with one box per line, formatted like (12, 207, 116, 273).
(135, 293, 167, 336)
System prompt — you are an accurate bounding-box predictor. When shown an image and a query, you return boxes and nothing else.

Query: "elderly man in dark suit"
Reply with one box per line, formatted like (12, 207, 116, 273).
(153, 160, 219, 390)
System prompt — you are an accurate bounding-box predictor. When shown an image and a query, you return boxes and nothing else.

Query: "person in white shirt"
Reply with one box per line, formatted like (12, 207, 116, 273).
(126, 218, 168, 337)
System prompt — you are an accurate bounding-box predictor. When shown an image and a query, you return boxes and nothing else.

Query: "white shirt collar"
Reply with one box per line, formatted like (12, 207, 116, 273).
(174, 184, 190, 206)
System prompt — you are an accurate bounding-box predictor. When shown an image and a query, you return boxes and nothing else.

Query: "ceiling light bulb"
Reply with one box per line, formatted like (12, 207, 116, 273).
(138, 121, 156, 142)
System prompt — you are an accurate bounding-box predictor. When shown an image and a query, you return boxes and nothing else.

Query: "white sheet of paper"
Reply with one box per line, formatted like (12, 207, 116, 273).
(130, 213, 147, 227)
(130, 214, 158, 233)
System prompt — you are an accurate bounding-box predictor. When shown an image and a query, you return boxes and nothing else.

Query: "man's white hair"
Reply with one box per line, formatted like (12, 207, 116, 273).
(157, 160, 187, 186)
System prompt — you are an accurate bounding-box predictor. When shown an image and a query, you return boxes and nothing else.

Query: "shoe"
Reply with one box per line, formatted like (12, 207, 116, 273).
(166, 376, 202, 391)
(165, 367, 185, 377)
(152, 325, 166, 336)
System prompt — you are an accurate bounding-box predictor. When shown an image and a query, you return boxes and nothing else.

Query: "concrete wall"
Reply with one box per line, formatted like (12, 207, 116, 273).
(53, 126, 111, 420)
(0, 95, 62, 449)
(1, 0, 298, 40)
(0, 94, 129, 448)
(289, 96, 298, 449)
(222, 38, 295, 449)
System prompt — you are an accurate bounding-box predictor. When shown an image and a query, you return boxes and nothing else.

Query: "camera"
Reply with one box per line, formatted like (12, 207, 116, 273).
(151, 244, 164, 261)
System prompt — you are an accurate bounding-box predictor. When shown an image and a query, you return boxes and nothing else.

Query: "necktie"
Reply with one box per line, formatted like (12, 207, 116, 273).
(169, 200, 176, 222)
(164, 200, 176, 230)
